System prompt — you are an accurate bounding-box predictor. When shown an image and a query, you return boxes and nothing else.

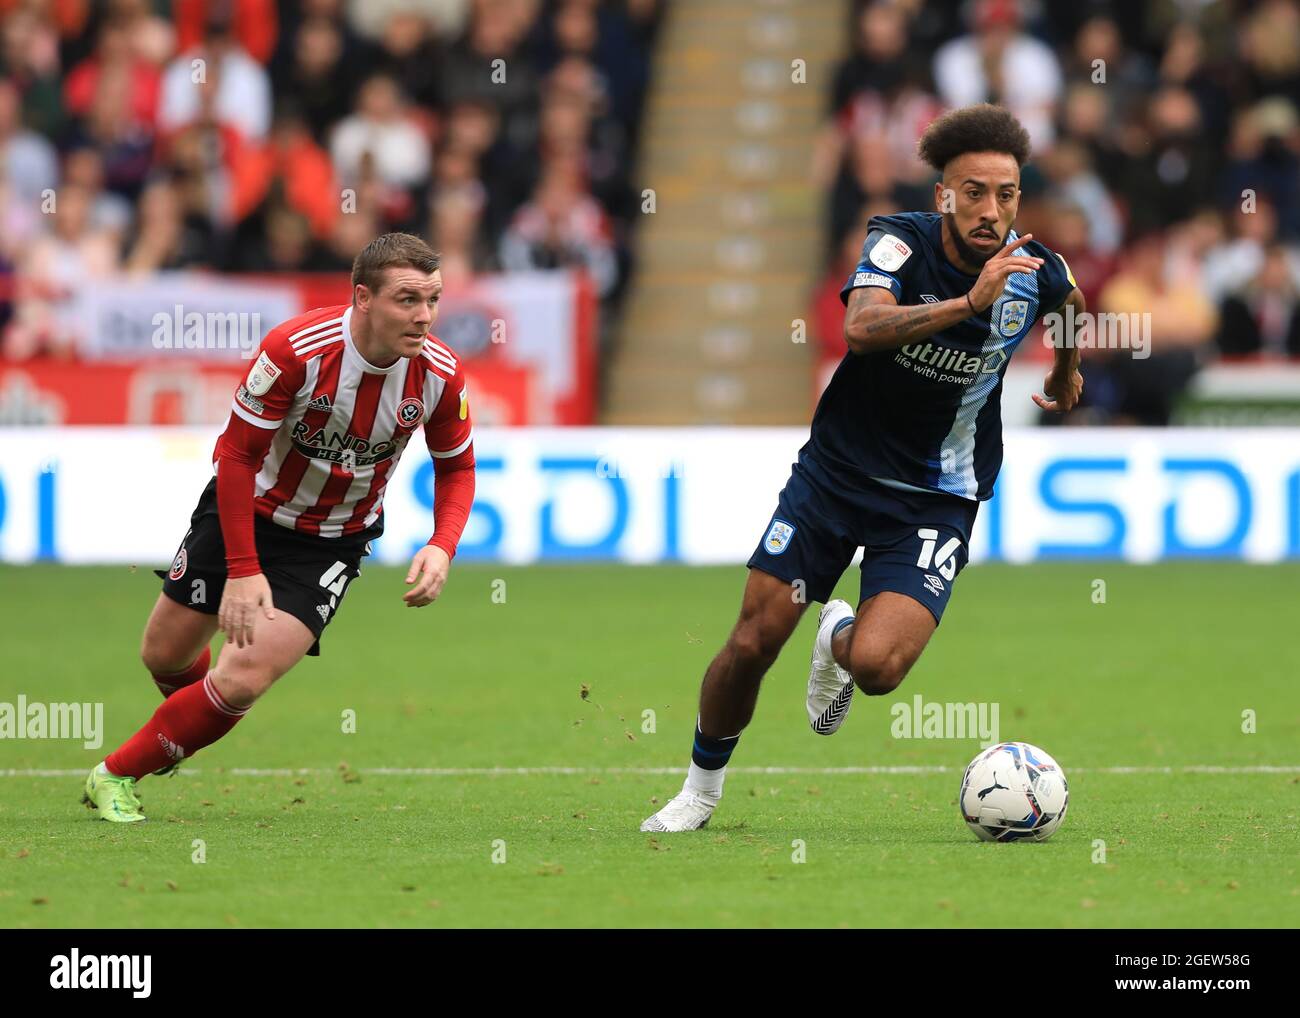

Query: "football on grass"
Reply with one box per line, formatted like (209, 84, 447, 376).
(959, 741, 1069, 842)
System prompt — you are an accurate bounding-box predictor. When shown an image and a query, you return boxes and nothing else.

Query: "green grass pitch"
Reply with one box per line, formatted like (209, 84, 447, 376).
(1, 561, 1296, 928)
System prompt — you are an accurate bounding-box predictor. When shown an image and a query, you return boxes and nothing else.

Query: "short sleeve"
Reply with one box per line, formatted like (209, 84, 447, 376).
(1039, 250, 1077, 314)
(840, 219, 921, 305)
(424, 362, 474, 460)
(229, 331, 305, 430)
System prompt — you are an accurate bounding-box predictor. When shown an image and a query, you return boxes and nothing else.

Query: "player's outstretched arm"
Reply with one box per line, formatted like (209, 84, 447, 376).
(214, 337, 302, 646)
(844, 233, 1045, 354)
(409, 360, 476, 608)
(214, 413, 281, 647)
(1033, 285, 1085, 413)
(843, 286, 973, 354)
(404, 457, 474, 608)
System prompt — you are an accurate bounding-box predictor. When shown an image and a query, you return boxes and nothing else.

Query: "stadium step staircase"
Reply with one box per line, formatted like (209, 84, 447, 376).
(605, 0, 847, 424)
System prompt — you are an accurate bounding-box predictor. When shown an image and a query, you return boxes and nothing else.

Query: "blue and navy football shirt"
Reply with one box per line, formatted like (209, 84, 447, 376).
(806, 211, 1075, 501)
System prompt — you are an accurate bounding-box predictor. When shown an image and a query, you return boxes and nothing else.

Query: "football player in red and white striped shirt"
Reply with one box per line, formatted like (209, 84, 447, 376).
(82, 234, 475, 822)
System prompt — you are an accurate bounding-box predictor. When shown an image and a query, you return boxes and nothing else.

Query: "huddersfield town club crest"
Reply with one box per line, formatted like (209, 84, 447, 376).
(764, 519, 795, 555)
(999, 300, 1029, 337)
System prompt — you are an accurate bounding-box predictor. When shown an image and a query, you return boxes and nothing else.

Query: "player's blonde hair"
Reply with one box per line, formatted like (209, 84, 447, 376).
(351, 233, 441, 296)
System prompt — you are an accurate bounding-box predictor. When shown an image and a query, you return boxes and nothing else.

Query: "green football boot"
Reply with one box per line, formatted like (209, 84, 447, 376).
(81, 763, 147, 823)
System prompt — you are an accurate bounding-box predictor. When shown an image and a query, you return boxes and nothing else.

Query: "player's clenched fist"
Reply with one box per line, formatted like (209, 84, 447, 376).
(218, 573, 276, 648)
(967, 232, 1045, 313)
(404, 545, 451, 607)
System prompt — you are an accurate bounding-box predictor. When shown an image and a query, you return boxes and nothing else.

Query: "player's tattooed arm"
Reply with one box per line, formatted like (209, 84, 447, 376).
(843, 286, 976, 354)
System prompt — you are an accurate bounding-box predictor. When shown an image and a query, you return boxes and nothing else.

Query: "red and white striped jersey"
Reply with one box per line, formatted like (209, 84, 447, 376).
(219, 304, 473, 537)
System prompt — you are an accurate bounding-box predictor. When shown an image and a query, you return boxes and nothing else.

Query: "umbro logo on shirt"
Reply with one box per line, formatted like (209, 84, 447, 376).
(307, 394, 333, 412)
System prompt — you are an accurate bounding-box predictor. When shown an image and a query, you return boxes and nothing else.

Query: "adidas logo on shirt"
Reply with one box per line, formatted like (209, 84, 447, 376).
(307, 394, 333, 412)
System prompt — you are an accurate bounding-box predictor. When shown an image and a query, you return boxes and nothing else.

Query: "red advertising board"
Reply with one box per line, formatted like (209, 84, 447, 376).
(0, 271, 595, 425)
(0, 358, 536, 426)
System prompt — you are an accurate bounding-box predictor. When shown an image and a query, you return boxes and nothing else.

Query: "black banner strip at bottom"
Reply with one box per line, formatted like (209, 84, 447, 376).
(0, 927, 1289, 1003)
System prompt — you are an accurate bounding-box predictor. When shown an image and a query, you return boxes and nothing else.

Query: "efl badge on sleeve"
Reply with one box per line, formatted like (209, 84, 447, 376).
(999, 300, 1028, 337)
(763, 519, 796, 556)
(868, 234, 912, 272)
(245, 352, 281, 395)
(458, 386, 469, 421)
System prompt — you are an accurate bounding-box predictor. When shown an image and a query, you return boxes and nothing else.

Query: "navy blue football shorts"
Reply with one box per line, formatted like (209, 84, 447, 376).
(746, 461, 980, 624)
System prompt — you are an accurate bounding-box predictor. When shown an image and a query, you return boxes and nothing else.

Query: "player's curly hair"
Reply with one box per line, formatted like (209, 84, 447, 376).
(351, 233, 441, 294)
(917, 104, 1031, 172)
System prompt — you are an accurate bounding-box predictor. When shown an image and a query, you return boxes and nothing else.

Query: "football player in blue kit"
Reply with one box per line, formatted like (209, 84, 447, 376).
(643, 103, 1085, 832)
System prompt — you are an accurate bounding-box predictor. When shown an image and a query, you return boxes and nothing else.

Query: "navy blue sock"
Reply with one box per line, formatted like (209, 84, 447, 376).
(691, 720, 740, 771)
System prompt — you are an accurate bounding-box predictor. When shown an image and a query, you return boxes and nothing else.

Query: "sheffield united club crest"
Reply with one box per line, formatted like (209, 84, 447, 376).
(396, 397, 424, 429)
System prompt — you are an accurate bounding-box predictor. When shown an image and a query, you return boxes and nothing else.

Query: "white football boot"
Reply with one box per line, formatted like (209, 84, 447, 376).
(808, 599, 855, 735)
(639, 788, 718, 832)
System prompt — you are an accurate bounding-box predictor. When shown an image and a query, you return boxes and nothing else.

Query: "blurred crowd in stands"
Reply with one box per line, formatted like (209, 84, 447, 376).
(812, 0, 1300, 424)
(4, 0, 1299, 426)
(0, 0, 661, 358)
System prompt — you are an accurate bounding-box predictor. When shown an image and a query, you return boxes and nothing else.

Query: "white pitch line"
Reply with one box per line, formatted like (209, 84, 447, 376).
(2, 765, 1298, 778)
